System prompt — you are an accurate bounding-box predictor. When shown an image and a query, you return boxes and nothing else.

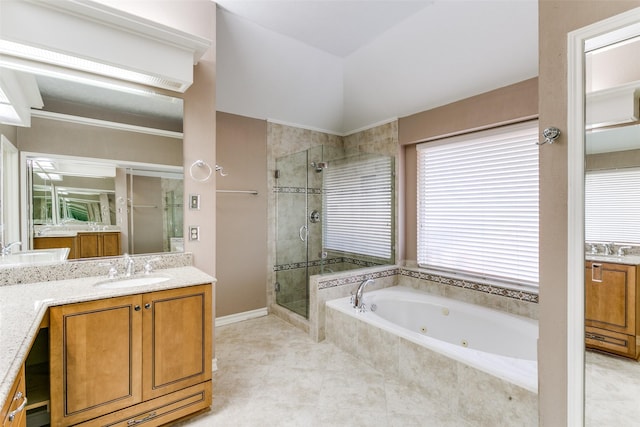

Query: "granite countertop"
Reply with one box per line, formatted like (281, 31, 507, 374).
(585, 254, 640, 265)
(0, 265, 215, 408)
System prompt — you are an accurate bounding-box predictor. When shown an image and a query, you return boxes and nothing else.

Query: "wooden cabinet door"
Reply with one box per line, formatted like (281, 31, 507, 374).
(77, 233, 100, 258)
(102, 233, 121, 257)
(585, 262, 636, 335)
(142, 285, 212, 401)
(50, 295, 143, 426)
(33, 236, 77, 259)
(1, 366, 26, 427)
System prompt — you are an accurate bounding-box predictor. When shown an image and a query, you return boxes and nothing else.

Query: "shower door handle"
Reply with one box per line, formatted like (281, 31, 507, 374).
(299, 225, 308, 242)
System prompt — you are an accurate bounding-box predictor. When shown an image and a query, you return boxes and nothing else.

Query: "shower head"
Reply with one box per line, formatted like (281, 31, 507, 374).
(311, 161, 328, 172)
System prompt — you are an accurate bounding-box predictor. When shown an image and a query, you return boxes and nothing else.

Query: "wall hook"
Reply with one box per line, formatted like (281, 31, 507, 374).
(537, 127, 561, 145)
(215, 165, 228, 177)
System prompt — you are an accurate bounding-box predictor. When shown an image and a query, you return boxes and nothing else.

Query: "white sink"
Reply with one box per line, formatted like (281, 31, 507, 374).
(95, 275, 171, 289)
(0, 248, 71, 266)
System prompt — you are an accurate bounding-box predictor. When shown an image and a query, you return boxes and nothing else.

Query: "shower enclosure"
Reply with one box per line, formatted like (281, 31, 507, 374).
(274, 145, 394, 318)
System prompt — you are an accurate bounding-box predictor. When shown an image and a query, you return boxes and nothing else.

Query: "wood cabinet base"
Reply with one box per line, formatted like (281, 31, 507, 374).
(75, 381, 211, 427)
(586, 326, 639, 359)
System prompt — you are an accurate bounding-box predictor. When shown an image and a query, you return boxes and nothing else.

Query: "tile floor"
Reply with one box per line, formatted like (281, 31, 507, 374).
(179, 315, 640, 427)
(180, 315, 474, 427)
(585, 350, 640, 426)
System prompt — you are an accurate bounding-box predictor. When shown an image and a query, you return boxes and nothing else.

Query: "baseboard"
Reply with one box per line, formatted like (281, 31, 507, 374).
(215, 307, 268, 327)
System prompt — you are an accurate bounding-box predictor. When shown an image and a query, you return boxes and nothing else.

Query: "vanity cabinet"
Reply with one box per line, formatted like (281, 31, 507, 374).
(1, 366, 26, 427)
(49, 284, 212, 426)
(585, 261, 640, 358)
(76, 232, 121, 258)
(33, 236, 78, 259)
(33, 232, 121, 260)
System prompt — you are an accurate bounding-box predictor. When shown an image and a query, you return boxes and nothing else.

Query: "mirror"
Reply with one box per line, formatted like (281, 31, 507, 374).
(0, 66, 185, 263)
(583, 24, 640, 426)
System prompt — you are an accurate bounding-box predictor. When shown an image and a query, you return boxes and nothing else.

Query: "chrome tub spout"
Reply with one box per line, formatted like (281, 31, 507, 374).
(353, 279, 374, 310)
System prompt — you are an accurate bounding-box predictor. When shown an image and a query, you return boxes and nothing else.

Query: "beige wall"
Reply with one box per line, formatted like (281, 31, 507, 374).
(215, 112, 268, 317)
(181, 3, 216, 281)
(587, 148, 640, 170)
(399, 78, 538, 146)
(0, 124, 17, 143)
(538, 1, 640, 424)
(399, 79, 539, 263)
(16, 117, 182, 166)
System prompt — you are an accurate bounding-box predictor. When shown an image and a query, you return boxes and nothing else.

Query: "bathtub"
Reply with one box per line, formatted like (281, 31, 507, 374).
(325, 286, 538, 394)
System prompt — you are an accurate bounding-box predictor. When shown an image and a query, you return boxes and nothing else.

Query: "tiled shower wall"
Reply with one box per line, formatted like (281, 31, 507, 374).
(267, 120, 400, 327)
(267, 123, 343, 328)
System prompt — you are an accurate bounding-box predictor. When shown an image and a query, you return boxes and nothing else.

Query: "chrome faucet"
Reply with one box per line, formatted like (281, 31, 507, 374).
(617, 246, 632, 256)
(0, 241, 21, 256)
(124, 253, 135, 277)
(352, 279, 374, 311)
(603, 243, 615, 256)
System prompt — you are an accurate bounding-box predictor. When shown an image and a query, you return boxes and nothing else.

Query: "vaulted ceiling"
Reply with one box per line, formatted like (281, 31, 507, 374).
(215, 0, 539, 135)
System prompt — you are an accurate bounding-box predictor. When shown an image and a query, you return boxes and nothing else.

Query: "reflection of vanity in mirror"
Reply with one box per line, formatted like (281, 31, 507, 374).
(583, 36, 640, 360)
(1, 69, 185, 263)
(580, 22, 640, 426)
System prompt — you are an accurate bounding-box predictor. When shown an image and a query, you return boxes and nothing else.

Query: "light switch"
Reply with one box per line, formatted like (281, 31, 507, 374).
(189, 226, 200, 241)
(190, 194, 201, 210)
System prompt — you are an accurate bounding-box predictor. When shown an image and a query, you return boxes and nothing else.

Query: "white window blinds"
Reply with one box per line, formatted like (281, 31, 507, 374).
(585, 168, 640, 244)
(323, 155, 393, 260)
(417, 121, 539, 287)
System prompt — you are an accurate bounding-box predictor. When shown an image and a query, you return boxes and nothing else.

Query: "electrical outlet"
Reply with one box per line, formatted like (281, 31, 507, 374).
(189, 226, 200, 241)
(189, 194, 200, 210)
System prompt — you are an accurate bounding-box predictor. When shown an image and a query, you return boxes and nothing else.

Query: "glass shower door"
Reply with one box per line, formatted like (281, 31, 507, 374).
(275, 150, 309, 318)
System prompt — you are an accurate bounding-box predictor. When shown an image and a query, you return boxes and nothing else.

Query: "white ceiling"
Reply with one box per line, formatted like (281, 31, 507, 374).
(215, 0, 540, 134)
(215, 0, 433, 57)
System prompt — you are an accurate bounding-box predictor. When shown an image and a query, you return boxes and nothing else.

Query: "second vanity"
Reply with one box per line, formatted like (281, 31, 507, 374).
(0, 255, 214, 427)
(585, 253, 640, 359)
(33, 229, 122, 260)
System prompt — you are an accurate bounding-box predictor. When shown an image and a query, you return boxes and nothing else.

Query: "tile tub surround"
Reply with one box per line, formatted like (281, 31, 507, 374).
(0, 264, 215, 409)
(307, 264, 539, 342)
(325, 304, 538, 427)
(0, 252, 193, 286)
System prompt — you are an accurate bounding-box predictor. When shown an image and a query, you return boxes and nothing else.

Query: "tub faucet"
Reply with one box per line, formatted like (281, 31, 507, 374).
(124, 253, 135, 277)
(0, 241, 21, 256)
(353, 279, 374, 311)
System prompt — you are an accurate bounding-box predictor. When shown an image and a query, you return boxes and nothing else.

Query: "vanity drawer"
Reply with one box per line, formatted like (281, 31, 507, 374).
(1, 366, 27, 427)
(586, 326, 638, 359)
(74, 381, 211, 427)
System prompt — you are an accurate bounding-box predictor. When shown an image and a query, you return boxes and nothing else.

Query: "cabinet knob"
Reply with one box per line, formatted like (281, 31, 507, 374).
(134, 305, 141, 311)
(144, 303, 151, 310)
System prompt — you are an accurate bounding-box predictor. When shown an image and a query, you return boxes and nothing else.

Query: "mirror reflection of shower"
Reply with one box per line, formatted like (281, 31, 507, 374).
(125, 169, 183, 255)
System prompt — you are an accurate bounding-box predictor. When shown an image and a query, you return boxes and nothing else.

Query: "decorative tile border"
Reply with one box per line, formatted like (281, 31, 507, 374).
(400, 268, 539, 303)
(274, 257, 384, 272)
(317, 266, 400, 290)
(274, 186, 322, 194)
(311, 265, 538, 303)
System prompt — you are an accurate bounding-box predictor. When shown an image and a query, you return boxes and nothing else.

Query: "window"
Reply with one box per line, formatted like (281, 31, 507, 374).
(417, 121, 539, 287)
(323, 155, 393, 260)
(585, 168, 640, 243)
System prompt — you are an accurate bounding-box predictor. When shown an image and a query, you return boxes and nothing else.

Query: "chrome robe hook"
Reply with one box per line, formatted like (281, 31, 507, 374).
(537, 127, 561, 145)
